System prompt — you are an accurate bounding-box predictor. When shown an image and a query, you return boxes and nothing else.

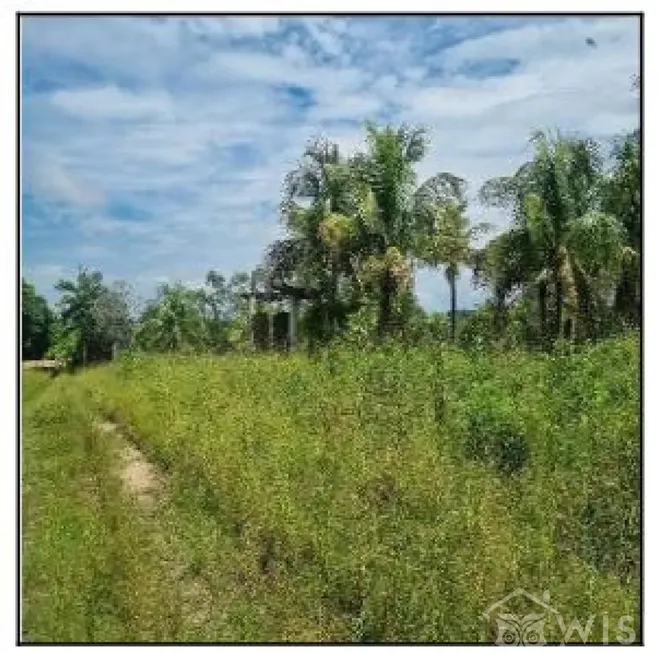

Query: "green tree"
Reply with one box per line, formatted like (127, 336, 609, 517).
(200, 271, 232, 352)
(480, 132, 628, 344)
(350, 123, 428, 337)
(273, 138, 359, 344)
(414, 174, 489, 341)
(52, 267, 130, 365)
(135, 283, 207, 352)
(472, 228, 538, 341)
(46, 318, 81, 365)
(272, 123, 491, 345)
(22, 279, 52, 360)
(93, 281, 134, 355)
(603, 130, 640, 327)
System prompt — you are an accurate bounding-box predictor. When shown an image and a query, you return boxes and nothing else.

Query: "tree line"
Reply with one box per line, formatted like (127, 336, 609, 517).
(22, 92, 639, 364)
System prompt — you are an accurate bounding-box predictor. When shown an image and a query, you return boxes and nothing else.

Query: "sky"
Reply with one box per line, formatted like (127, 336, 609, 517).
(21, 14, 640, 311)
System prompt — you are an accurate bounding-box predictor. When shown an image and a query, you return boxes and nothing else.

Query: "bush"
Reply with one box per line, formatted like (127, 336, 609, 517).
(457, 307, 496, 349)
(464, 397, 530, 476)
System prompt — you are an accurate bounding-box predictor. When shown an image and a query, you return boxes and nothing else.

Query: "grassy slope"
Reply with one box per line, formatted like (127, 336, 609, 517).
(21, 336, 640, 642)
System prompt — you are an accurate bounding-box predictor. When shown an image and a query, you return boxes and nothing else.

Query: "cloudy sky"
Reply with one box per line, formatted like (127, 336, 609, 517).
(21, 14, 640, 310)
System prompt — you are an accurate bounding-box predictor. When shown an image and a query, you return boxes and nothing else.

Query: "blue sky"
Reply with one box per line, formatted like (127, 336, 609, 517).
(21, 14, 640, 311)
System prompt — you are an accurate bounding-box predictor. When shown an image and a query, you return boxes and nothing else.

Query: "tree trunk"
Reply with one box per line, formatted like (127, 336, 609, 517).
(494, 287, 506, 337)
(378, 269, 396, 339)
(554, 276, 563, 341)
(289, 297, 299, 350)
(615, 265, 640, 328)
(268, 311, 274, 350)
(330, 260, 339, 338)
(577, 291, 587, 343)
(576, 276, 596, 343)
(539, 280, 548, 348)
(449, 270, 457, 342)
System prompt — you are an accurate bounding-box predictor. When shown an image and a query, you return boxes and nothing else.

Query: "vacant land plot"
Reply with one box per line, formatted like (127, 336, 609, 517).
(21, 336, 641, 643)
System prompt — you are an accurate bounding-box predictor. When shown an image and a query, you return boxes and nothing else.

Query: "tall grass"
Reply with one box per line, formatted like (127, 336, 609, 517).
(21, 372, 181, 642)
(66, 334, 640, 642)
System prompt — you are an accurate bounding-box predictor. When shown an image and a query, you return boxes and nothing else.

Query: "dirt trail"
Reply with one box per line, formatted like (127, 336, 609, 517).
(94, 420, 216, 634)
(96, 421, 163, 511)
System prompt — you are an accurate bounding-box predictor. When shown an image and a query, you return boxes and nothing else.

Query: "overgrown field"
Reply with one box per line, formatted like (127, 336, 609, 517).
(21, 335, 641, 642)
(21, 370, 195, 642)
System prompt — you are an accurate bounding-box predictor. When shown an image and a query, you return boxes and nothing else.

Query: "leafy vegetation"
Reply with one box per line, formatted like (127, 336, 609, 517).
(22, 87, 640, 357)
(22, 280, 53, 360)
(22, 372, 179, 641)
(40, 268, 134, 366)
(21, 335, 639, 642)
(21, 83, 640, 642)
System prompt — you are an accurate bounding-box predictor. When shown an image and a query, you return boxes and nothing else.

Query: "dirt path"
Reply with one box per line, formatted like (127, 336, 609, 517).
(96, 421, 163, 511)
(94, 420, 216, 635)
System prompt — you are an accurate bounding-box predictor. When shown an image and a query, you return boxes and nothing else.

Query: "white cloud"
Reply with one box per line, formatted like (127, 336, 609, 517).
(51, 86, 174, 122)
(21, 16, 640, 311)
(279, 42, 310, 66)
(78, 216, 154, 238)
(186, 16, 282, 38)
(26, 155, 105, 208)
(220, 16, 282, 37)
(303, 19, 344, 57)
(439, 16, 639, 71)
(310, 93, 382, 121)
(22, 17, 185, 85)
(398, 16, 640, 237)
(196, 50, 312, 86)
(404, 72, 544, 121)
(75, 244, 112, 260)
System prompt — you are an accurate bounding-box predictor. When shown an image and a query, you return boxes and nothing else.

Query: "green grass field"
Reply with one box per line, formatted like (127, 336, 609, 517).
(21, 335, 641, 643)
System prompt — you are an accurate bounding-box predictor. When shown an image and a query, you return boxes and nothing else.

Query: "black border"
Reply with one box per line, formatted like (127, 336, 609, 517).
(639, 10, 644, 649)
(16, 10, 644, 647)
(14, 10, 645, 15)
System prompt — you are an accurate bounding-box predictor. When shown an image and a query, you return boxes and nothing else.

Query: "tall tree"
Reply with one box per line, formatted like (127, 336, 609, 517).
(135, 283, 207, 353)
(414, 173, 489, 341)
(272, 138, 358, 343)
(480, 132, 627, 344)
(472, 228, 537, 339)
(603, 130, 641, 327)
(53, 267, 129, 365)
(22, 279, 52, 360)
(201, 270, 232, 352)
(350, 123, 428, 337)
(225, 271, 255, 349)
(93, 281, 134, 356)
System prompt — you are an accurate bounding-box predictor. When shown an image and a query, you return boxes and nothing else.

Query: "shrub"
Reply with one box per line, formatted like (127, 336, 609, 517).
(465, 401, 530, 476)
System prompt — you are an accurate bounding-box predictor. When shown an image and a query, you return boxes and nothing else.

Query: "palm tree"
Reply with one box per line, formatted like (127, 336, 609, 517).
(274, 138, 358, 342)
(472, 227, 537, 338)
(603, 130, 641, 327)
(349, 123, 428, 337)
(414, 174, 489, 341)
(480, 131, 628, 344)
